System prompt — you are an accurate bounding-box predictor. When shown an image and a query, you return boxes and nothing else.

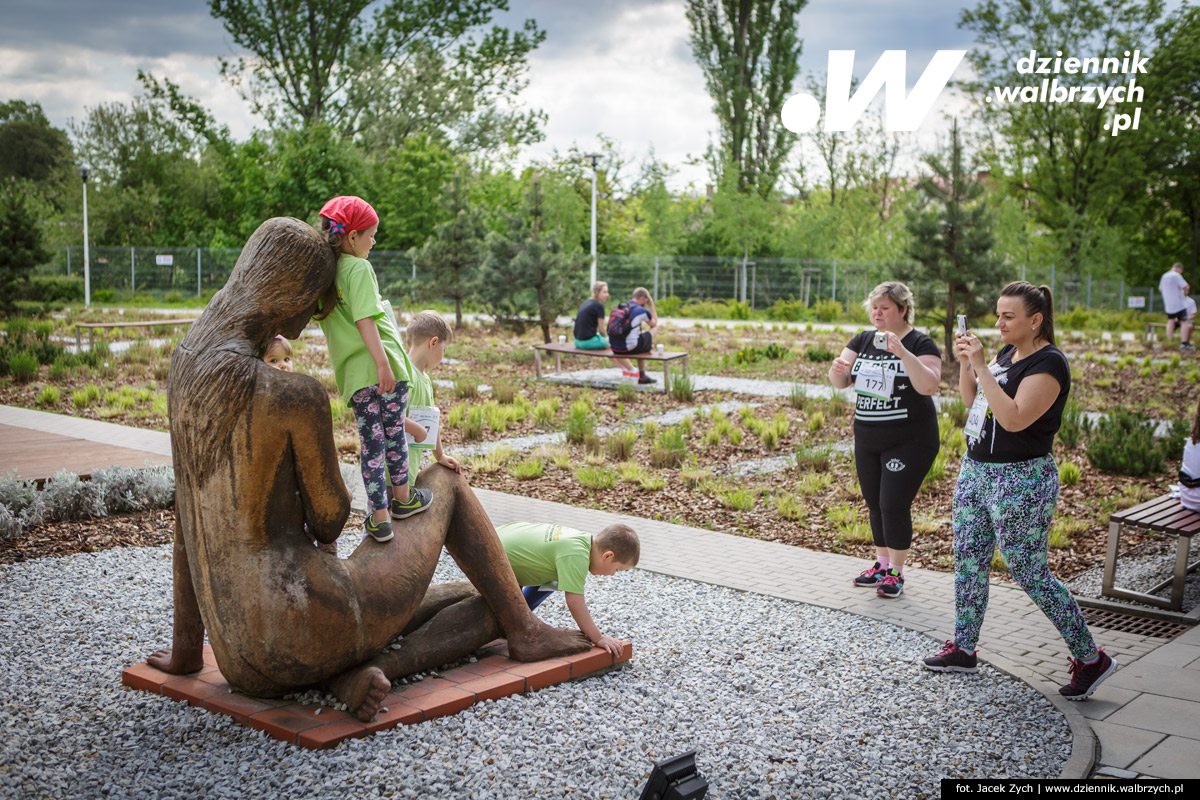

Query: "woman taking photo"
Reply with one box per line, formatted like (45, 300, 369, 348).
(922, 281, 1116, 700)
(828, 282, 942, 598)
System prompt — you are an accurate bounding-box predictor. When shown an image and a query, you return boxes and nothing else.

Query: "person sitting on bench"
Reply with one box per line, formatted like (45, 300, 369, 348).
(574, 281, 610, 350)
(608, 287, 657, 385)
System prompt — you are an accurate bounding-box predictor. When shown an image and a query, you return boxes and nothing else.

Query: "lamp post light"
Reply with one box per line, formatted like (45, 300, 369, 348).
(77, 166, 91, 307)
(585, 152, 602, 287)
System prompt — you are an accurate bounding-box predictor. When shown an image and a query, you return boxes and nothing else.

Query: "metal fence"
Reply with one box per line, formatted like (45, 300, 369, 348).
(40, 246, 1158, 314)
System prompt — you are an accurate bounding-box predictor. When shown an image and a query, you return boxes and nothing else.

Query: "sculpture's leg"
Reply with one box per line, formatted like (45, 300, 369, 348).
(399, 581, 478, 636)
(433, 467, 591, 662)
(147, 529, 205, 674)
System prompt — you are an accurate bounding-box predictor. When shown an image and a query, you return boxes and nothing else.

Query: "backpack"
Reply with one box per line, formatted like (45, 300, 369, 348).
(606, 302, 636, 339)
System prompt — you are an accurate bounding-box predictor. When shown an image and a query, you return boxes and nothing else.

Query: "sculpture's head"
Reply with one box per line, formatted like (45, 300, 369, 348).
(218, 217, 338, 343)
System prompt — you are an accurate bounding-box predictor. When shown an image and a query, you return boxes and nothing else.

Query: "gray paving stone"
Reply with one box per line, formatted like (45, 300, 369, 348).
(1105, 661, 1200, 703)
(1073, 685, 1144, 722)
(1106, 694, 1200, 738)
(1137, 641, 1200, 669)
(1128, 735, 1200, 780)
(1090, 720, 1166, 769)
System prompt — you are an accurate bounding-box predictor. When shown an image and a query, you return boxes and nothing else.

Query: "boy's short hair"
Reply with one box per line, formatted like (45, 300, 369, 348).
(595, 523, 640, 566)
(631, 287, 651, 303)
(405, 310, 454, 347)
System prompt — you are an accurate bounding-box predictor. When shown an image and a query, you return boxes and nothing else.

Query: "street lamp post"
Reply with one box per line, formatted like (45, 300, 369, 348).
(585, 153, 602, 287)
(77, 166, 91, 307)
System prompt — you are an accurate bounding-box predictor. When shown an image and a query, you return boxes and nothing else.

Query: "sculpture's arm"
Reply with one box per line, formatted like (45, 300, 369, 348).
(291, 379, 351, 543)
(146, 529, 205, 674)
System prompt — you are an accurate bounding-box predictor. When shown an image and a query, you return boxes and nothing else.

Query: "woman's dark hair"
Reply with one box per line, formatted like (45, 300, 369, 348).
(1000, 280, 1055, 345)
(312, 217, 343, 320)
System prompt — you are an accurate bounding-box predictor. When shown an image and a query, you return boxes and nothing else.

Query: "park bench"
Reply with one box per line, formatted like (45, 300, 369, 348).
(532, 342, 689, 393)
(1102, 493, 1200, 611)
(75, 319, 198, 351)
(1145, 322, 1167, 340)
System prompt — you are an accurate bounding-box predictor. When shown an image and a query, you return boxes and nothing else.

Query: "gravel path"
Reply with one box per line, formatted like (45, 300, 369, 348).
(0, 544, 1070, 799)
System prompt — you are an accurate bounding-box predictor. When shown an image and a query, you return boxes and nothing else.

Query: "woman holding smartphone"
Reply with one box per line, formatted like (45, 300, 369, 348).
(828, 282, 943, 598)
(923, 281, 1116, 700)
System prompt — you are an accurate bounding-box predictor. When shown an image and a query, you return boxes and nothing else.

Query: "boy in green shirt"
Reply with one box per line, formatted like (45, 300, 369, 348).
(402, 311, 461, 479)
(497, 521, 639, 657)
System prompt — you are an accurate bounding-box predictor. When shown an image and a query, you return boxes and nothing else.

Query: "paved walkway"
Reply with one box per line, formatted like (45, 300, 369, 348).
(1, 403, 1197, 780)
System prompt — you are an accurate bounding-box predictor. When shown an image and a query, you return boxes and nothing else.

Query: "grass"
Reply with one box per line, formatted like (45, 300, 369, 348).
(650, 426, 689, 468)
(469, 446, 515, 474)
(453, 376, 480, 399)
(532, 397, 560, 426)
(617, 462, 666, 491)
(807, 411, 825, 434)
(669, 374, 694, 402)
(511, 457, 545, 480)
(491, 379, 518, 404)
(71, 384, 101, 409)
(796, 471, 833, 496)
(37, 385, 60, 405)
(826, 502, 871, 543)
(530, 444, 571, 469)
(773, 493, 806, 520)
(574, 465, 617, 491)
(680, 468, 712, 487)
(1049, 517, 1090, 549)
(565, 399, 594, 444)
(793, 445, 834, 472)
(921, 451, 949, 492)
(1059, 461, 1082, 486)
(606, 428, 637, 461)
(719, 486, 756, 512)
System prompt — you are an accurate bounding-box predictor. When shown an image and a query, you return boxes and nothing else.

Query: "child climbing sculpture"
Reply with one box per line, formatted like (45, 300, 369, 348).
(146, 217, 589, 721)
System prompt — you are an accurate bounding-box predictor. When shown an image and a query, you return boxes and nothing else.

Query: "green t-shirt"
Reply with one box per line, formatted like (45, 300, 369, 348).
(407, 364, 433, 479)
(319, 254, 409, 406)
(497, 522, 591, 595)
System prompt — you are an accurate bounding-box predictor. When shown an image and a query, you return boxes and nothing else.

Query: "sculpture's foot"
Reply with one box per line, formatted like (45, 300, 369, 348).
(326, 665, 391, 722)
(147, 647, 204, 675)
(506, 619, 591, 662)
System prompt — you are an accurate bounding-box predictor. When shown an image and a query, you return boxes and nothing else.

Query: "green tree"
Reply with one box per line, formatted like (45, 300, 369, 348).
(958, 0, 1167, 276)
(906, 121, 1003, 358)
(209, 0, 545, 151)
(479, 176, 587, 342)
(0, 178, 53, 310)
(371, 133, 460, 251)
(406, 174, 487, 328)
(0, 101, 73, 184)
(685, 0, 806, 195)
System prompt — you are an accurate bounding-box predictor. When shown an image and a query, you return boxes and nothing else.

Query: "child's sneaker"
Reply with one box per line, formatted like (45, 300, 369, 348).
(1059, 649, 1117, 700)
(852, 561, 887, 588)
(876, 568, 904, 598)
(364, 516, 394, 543)
(390, 487, 433, 520)
(922, 640, 978, 673)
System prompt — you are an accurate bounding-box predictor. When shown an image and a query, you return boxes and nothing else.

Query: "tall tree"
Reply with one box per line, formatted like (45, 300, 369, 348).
(958, 0, 1167, 276)
(0, 101, 72, 184)
(209, 0, 545, 151)
(686, 0, 806, 196)
(0, 178, 53, 310)
(406, 174, 487, 328)
(478, 176, 587, 343)
(906, 121, 1003, 359)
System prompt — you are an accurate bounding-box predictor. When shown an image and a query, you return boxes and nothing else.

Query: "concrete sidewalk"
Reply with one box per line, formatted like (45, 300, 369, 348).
(2, 403, 1197, 779)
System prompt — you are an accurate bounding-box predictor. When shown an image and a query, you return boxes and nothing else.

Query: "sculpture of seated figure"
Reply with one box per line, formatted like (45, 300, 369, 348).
(147, 217, 589, 721)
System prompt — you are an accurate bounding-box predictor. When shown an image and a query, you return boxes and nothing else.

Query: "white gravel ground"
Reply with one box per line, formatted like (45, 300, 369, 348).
(0, 542, 1071, 800)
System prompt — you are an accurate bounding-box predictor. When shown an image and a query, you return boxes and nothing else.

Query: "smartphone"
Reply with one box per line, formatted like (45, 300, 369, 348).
(873, 331, 888, 349)
(957, 315, 968, 335)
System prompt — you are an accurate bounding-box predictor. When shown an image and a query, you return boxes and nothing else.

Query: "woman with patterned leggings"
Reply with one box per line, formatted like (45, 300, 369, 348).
(922, 281, 1117, 700)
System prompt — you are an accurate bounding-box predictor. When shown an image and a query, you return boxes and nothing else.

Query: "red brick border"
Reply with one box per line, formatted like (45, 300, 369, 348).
(122, 642, 632, 750)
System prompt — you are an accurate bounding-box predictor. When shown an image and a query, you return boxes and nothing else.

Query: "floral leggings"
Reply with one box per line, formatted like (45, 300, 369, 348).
(953, 455, 1097, 660)
(349, 382, 409, 513)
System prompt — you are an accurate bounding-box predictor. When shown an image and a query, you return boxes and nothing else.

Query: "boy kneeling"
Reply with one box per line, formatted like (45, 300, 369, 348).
(498, 522, 638, 656)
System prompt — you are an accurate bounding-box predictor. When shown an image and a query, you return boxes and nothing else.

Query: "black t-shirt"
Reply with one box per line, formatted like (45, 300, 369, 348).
(966, 343, 1070, 463)
(847, 329, 941, 430)
(574, 298, 605, 340)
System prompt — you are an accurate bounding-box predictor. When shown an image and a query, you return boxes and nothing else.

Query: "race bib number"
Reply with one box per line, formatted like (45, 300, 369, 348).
(405, 405, 440, 449)
(964, 390, 989, 440)
(853, 362, 894, 400)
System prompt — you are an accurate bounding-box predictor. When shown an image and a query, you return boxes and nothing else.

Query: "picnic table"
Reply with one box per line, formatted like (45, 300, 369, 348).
(532, 342, 689, 393)
(75, 319, 198, 351)
(1103, 492, 1200, 612)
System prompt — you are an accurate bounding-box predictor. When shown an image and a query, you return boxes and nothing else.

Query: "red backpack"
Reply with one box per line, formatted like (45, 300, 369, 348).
(606, 302, 636, 338)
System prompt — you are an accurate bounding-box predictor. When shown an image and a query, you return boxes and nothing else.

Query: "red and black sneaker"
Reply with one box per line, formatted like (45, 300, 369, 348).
(1059, 650, 1117, 701)
(852, 562, 887, 588)
(922, 640, 978, 673)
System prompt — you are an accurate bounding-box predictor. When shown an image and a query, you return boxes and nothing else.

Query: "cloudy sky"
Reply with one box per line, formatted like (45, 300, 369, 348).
(0, 0, 1163, 189)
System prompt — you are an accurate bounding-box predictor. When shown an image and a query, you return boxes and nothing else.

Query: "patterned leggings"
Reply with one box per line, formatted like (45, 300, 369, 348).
(953, 455, 1097, 660)
(349, 382, 410, 513)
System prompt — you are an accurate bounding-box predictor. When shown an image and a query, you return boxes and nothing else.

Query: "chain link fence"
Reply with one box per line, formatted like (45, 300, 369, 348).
(40, 247, 1158, 314)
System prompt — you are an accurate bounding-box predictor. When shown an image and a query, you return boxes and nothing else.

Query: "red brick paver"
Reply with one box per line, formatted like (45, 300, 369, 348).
(122, 642, 631, 749)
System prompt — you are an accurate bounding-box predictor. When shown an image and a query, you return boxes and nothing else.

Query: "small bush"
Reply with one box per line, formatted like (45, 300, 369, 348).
(462, 406, 485, 440)
(733, 346, 760, 365)
(491, 379, 518, 404)
(1086, 408, 1165, 476)
(680, 468, 711, 487)
(793, 445, 833, 472)
(511, 458, 545, 480)
(1058, 461, 1082, 486)
(773, 493, 806, 520)
(469, 446, 516, 474)
(719, 487, 756, 511)
(650, 426, 689, 468)
(36, 385, 60, 406)
(787, 384, 808, 410)
(565, 399, 594, 444)
(767, 297, 807, 321)
(797, 471, 833, 496)
(669, 373, 694, 402)
(0, 470, 46, 538)
(804, 346, 834, 362)
(813, 299, 843, 322)
(454, 376, 480, 399)
(91, 464, 175, 513)
(41, 469, 106, 522)
(1163, 418, 1190, 462)
(1057, 399, 1090, 452)
(48, 354, 75, 381)
(807, 411, 826, 434)
(606, 428, 637, 461)
(574, 465, 617, 490)
(8, 351, 39, 382)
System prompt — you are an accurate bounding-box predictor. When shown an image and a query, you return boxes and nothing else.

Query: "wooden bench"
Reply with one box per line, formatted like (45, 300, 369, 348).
(1103, 493, 1200, 611)
(532, 342, 689, 393)
(75, 319, 198, 351)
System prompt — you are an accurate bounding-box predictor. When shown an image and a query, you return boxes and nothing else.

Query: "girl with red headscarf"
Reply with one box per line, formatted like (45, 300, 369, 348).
(317, 196, 433, 543)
